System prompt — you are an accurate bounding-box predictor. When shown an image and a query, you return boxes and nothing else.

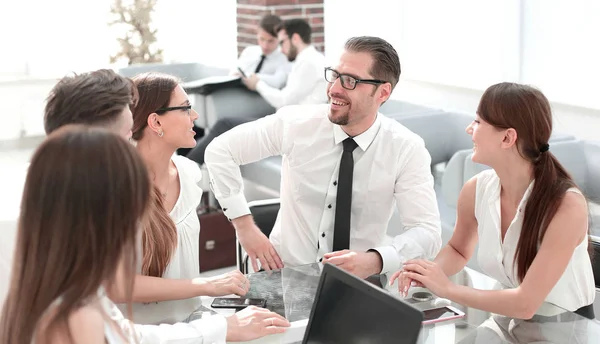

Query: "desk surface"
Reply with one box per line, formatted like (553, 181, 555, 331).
(190, 263, 600, 344)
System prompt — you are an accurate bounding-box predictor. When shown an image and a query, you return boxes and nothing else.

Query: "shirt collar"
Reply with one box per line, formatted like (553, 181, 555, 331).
(295, 45, 316, 63)
(333, 113, 382, 151)
(264, 48, 278, 58)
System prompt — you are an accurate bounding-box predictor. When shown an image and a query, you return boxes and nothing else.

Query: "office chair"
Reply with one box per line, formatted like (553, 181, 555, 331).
(237, 198, 280, 274)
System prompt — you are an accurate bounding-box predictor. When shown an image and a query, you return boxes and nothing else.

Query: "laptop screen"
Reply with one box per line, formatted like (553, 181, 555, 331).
(302, 264, 423, 344)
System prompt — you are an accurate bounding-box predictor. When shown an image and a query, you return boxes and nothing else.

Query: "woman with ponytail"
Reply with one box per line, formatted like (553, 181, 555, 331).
(112, 72, 251, 325)
(391, 82, 595, 319)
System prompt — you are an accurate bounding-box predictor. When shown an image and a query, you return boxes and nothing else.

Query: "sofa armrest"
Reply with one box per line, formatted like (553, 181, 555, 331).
(441, 149, 473, 209)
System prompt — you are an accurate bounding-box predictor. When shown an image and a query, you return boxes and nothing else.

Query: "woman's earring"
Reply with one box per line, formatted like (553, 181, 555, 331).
(158, 130, 164, 138)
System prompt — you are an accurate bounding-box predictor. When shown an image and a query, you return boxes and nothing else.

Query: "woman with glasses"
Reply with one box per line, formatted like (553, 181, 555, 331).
(111, 72, 251, 325)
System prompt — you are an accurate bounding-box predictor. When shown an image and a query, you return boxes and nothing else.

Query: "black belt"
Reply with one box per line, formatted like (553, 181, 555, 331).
(530, 304, 595, 323)
(574, 303, 595, 320)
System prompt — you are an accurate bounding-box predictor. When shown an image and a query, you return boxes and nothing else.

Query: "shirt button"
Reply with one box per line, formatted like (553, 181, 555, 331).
(319, 258, 323, 262)
(327, 204, 332, 209)
(321, 233, 326, 237)
(333, 181, 337, 186)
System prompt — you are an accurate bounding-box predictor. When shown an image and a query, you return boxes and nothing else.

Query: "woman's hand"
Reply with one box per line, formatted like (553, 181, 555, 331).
(199, 270, 250, 297)
(390, 259, 453, 298)
(226, 306, 290, 342)
(389, 270, 424, 297)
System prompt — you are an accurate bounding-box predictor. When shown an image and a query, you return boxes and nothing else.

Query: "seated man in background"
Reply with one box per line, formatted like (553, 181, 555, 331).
(187, 18, 327, 165)
(205, 36, 442, 279)
(233, 14, 291, 89)
(0, 68, 289, 343)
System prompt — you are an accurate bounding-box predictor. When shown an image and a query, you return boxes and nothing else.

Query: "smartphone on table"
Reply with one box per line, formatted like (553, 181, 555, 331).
(422, 305, 465, 325)
(211, 297, 267, 310)
(237, 67, 247, 78)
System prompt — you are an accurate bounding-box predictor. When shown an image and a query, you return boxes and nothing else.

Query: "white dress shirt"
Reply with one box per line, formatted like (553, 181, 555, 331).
(205, 104, 442, 274)
(232, 45, 291, 89)
(475, 170, 595, 315)
(255, 45, 328, 109)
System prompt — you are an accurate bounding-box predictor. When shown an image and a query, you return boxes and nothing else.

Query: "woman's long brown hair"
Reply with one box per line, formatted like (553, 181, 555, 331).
(131, 72, 180, 277)
(477, 82, 581, 282)
(0, 125, 151, 343)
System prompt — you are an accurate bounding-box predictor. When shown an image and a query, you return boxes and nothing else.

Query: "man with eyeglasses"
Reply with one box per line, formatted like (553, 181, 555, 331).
(205, 36, 442, 279)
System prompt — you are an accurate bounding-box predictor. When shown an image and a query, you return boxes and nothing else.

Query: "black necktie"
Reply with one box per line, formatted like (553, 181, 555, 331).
(254, 55, 266, 73)
(333, 138, 358, 251)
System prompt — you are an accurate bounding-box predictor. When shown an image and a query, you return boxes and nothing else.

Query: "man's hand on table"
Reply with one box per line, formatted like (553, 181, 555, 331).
(233, 215, 284, 272)
(322, 250, 383, 279)
(225, 306, 290, 342)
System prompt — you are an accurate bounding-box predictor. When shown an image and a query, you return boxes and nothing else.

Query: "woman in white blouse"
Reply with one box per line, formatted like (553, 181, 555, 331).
(113, 72, 252, 325)
(391, 82, 595, 319)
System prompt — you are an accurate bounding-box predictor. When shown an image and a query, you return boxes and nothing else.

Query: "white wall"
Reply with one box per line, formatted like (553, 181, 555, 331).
(323, 0, 600, 140)
(0, 0, 238, 140)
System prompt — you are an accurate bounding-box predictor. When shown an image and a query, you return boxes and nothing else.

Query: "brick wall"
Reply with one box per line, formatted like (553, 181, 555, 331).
(236, 0, 324, 56)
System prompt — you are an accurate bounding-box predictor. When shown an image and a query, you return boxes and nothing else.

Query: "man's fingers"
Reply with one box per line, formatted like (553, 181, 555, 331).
(250, 254, 260, 273)
(323, 250, 348, 259)
(269, 246, 284, 268)
(258, 254, 271, 272)
(323, 255, 347, 266)
(263, 251, 277, 270)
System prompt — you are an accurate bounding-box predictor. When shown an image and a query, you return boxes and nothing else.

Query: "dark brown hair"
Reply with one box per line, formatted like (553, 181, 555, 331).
(344, 36, 401, 89)
(44, 69, 137, 134)
(477, 82, 579, 282)
(259, 14, 282, 37)
(0, 125, 150, 343)
(131, 72, 180, 277)
(276, 18, 312, 44)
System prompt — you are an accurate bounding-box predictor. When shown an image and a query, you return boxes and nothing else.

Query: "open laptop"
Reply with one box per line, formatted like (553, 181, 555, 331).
(301, 263, 423, 344)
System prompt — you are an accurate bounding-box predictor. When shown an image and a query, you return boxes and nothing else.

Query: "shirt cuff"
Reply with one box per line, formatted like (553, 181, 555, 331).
(190, 313, 227, 344)
(218, 192, 251, 220)
(370, 246, 401, 274)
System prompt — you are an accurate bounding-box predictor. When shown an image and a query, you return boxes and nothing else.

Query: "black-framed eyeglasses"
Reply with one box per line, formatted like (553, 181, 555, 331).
(324, 67, 387, 90)
(156, 105, 192, 115)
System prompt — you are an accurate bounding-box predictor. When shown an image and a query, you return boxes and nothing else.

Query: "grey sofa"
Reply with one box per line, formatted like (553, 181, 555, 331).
(441, 139, 599, 237)
(204, 87, 275, 129)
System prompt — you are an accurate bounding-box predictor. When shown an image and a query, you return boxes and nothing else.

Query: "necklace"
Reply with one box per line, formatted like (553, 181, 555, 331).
(152, 173, 169, 199)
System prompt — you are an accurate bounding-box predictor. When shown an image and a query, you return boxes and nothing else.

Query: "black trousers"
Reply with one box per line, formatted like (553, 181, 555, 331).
(186, 117, 253, 165)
